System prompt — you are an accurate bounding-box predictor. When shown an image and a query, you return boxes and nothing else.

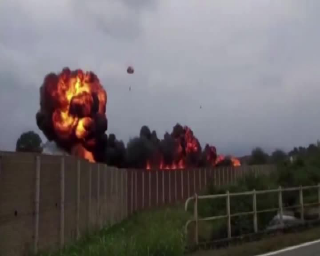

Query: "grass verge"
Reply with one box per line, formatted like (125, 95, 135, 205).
(38, 207, 190, 256)
(190, 225, 320, 256)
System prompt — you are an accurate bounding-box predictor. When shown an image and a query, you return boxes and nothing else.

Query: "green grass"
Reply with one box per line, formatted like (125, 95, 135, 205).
(190, 226, 320, 256)
(38, 207, 190, 256)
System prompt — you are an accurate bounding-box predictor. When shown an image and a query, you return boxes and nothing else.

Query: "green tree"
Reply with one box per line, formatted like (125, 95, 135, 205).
(271, 149, 287, 164)
(16, 131, 42, 153)
(249, 147, 269, 165)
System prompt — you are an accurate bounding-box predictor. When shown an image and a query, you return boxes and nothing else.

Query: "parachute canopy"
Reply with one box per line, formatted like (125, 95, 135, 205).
(127, 66, 134, 74)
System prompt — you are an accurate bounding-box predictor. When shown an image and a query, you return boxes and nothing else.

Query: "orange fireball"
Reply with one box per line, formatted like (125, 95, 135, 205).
(36, 68, 108, 162)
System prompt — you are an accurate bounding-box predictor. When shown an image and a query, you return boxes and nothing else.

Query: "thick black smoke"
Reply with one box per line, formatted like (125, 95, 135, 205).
(120, 123, 227, 169)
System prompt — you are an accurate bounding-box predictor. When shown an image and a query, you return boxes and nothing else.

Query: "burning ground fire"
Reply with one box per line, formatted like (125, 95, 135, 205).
(145, 125, 241, 170)
(36, 68, 108, 162)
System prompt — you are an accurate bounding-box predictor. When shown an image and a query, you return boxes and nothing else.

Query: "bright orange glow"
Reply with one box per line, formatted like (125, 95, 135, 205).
(215, 154, 241, 167)
(72, 144, 95, 163)
(231, 157, 241, 166)
(146, 161, 151, 170)
(215, 155, 225, 165)
(47, 69, 107, 162)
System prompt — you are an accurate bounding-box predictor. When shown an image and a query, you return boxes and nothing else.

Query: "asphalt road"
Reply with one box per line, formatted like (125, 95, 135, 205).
(191, 240, 320, 256)
(262, 240, 320, 256)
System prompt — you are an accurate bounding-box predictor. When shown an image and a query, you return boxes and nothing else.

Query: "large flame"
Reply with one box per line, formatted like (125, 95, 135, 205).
(215, 154, 241, 167)
(145, 125, 241, 170)
(36, 68, 108, 162)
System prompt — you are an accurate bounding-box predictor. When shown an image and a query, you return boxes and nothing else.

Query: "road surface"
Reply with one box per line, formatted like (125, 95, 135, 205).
(257, 239, 320, 256)
(192, 240, 320, 256)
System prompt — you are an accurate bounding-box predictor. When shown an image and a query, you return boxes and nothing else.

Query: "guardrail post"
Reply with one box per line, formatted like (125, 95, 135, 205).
(318, 184, 320, 220)
(194, 194, 199, 245)
(253, 189, 258, 233)
(278, 186, 283, 227)
(226, 191, 231, 239)
(299, 186, 304, 222)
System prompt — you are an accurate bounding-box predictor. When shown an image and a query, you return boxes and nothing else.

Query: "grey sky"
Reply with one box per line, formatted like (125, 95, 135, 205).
(1, 0, 320, 156)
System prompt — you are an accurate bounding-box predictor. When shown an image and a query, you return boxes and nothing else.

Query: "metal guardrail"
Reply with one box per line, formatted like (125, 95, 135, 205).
(185, 185, 320, 245)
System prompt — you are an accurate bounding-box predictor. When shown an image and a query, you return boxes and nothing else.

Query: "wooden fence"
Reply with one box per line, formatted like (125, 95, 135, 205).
(0, 151, 276, 256)
(185, 185, 320, 245)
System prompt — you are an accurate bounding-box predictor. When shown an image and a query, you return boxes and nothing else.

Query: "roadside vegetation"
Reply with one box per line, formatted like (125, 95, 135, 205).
(39, 207, 190, 256)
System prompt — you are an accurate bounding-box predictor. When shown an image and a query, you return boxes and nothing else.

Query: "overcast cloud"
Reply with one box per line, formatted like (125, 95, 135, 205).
(1, 0, 320, 156)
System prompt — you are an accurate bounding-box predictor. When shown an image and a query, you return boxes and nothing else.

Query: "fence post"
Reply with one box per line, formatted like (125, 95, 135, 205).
(97, 164, 100, 227)
(88, 165, 92, 230)
(76, 160, 81, 239)
(156, 171, 159, 205)
(181, 171, 184, 199)
(125, 171, 128, 217)
(60, 157, 65, 248)
(226, 191, 231, 239)
(222, 168, 225, 186)
(135, 171, 138, 211)
(149, 171, 151, 207)
(193, 169, 196, 194)
(227, 168, 229, 184)
(318, 184, 320, 220)
(199, 169, 202, 189)
(33, 156, 41, 254)
(299, 186, 304, 222)
(104, 165, 107, 223)
(169, 171, 172, 203)
(162, 171, 165, 204)
(121, 170, 124, 220)
(253, 189, 258, 233)
(175, 171, 177, 201)
(278, 186, 283, 227)
(204, 169, 207, 187)
(131, 171, 134, 214)
(142, 171, 145, 209)
(187, 170, 190, 197)
(194, 194, 199, 245)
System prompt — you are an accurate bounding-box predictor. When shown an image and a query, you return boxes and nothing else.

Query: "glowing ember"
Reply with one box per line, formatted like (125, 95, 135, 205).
(36, 68, 108, 162)
(231, 157, 241, 167)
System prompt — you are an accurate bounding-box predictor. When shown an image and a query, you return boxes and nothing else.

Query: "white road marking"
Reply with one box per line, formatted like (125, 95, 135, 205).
(255, 239, 320, 256)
